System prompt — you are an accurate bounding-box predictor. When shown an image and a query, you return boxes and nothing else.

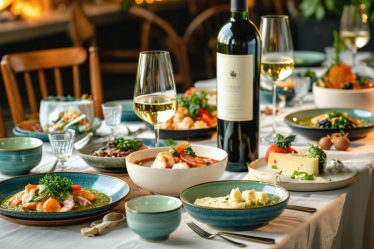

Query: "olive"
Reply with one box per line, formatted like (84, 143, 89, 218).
(342, 82, 354, 89)
(319, 136, 333, 150)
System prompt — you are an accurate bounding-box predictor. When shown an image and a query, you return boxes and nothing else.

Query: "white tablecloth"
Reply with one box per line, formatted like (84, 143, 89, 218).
(1, 94, 374, 249)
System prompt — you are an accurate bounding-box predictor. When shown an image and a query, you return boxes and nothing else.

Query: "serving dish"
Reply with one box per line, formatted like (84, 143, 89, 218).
(0, 137, 43, 176)
(294, 51, 326, 67)
(313, 84, 374, 112)
(78, 138, 167, 173)
(158, 126, 216, 140)
(126, 144, 227, 195)
(13, 118, 101, 142)
(284, 108, 374, 140)
(180, 180, 289, 230)
(106, 100, 141, 121)
(251, 158, 358, 192)
(0, 173, 129, 223)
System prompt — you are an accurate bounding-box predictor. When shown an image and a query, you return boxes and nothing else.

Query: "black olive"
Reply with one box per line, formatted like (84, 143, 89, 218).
(342, 82, 354, 89)
(318, 119, 332, 128)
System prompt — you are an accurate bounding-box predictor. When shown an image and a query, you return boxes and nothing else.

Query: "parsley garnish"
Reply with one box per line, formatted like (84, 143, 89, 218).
(39, 174, 73, 201)
(184, 146, 196, 157)
(177, 91, 212, 117)
(110, 138, 143, 151)
(273, 133, 295, 149)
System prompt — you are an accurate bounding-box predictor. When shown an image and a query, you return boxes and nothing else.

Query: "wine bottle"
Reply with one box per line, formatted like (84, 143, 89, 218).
(216, 0, 261, 172)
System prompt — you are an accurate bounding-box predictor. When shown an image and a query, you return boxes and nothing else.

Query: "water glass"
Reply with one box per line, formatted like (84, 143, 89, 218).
(48, 129, 75, 171)
(293, 77, 310, 104)
(102, 103, 122, 140)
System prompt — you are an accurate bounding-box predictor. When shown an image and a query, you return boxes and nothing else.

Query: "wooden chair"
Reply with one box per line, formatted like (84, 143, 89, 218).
(1, 46, 104, 126)
(69, 4, 191, 90)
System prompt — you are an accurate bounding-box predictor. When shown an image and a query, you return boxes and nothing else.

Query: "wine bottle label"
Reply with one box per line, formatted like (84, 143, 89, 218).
(216, 52, 253, 121)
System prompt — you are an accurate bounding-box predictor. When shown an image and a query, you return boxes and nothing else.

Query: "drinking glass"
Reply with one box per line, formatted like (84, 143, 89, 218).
(102, 103, 122, 140)
(260, 15, 294, 142)
(293, 77, 310, 105)
(48, 129, 75, 171)
(340, 4, 370, 68)
(133, 51, 177, 147)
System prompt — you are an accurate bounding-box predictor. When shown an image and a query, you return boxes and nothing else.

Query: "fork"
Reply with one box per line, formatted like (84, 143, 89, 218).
(188, 222, 246, 247)
(188, 222, 275, 244)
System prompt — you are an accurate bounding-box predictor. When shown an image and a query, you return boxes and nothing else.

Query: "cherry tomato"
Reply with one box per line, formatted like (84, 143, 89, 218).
(265, 144, 297, 163)
(71, 184, 82, 191)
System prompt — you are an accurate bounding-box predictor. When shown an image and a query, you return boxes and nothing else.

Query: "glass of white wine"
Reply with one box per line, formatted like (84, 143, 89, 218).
(340, 4, 370, 68)
(133, 51, 177, 147)
(260, 15, 294, 142)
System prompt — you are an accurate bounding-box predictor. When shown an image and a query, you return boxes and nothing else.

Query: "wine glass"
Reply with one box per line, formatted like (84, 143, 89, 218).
(260, 15, 294, 142)
(102, 103, 122, 140)
(48, 129, 75, 171)
(340, 4, 370, 69)
(133, 51, 177, 147)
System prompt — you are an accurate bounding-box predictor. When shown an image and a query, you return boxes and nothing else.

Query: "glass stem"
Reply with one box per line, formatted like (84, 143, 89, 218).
(352, 47, 357, 69)
(271, 81, 277, 134)
(60, 160, 66, 171)
(110, 127, 115, 140)
(154, 124, 160, 147)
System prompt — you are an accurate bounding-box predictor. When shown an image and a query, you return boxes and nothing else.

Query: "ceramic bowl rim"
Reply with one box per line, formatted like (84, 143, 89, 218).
(313, 84, 374, 93)
(0, 137, 43, 152)
(126, 145, 228, 171)
(284, 108, 374, 131)
(180, 180, 290, 211)
(0, 172, 130, 215)
(125, 195, 182, 214)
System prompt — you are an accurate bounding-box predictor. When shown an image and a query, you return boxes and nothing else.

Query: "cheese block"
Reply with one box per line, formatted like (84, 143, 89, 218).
(267, 152, 319, 176)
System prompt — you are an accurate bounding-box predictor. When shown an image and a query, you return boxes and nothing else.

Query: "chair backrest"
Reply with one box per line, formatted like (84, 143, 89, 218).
(183, 4, 230, 78)
(1, 46, 103, 126)
(68, 5, 191, 90)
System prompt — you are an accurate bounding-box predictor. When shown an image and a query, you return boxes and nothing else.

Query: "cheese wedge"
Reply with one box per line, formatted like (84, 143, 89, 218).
(267, 152, 319, 176)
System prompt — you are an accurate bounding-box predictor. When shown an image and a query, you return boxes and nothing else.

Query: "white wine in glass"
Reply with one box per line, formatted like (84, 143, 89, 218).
(260, 15, 294, 142)
(133, 51, 177, 147)
(340, 4, 370, 68)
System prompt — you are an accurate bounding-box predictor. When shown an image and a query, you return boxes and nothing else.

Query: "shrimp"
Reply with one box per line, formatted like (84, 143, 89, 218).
(72, 190, 96, 201)
(21, 188, 37, 204)
(8, 191, 24, 206)
(75, 196, 92, 207)
(43, 198, 61, 212)
(22, 202, 39, 210)
(179, 153, 218, 167)
(60, 193, 75, 212)
(152, 151, 176, 169)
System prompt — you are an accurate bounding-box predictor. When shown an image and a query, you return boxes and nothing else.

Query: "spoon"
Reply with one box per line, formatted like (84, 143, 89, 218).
(81, 212, 125, 237)
(74, 132, 93, 150)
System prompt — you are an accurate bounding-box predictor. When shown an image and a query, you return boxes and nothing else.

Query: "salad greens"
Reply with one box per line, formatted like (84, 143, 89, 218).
(110, 138, 143, 151)
(177, 91, 213, 117)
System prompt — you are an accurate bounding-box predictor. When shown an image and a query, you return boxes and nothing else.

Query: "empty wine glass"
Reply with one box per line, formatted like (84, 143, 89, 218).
(133, 51, 177, 147)
(260, 15, 294, 142)
(48, 129, 75, 171)
(340, 4, 370, 68)
(102, 103, 122, 140)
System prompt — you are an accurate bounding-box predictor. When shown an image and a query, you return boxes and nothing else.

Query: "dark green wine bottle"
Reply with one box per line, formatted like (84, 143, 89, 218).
(216, 0, 261, 172)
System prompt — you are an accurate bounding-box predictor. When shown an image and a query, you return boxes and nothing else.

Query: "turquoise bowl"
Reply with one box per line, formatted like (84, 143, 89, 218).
(125, 195, 182, 241)
(0, 137, 43, 176)
(181, 180, 289, 231)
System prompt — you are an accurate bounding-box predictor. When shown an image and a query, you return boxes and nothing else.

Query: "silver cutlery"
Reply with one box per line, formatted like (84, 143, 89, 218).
(218, 231, 275, 244)
(187, 222, 246, 247)
(48, 160, 59, 173)
(286, 205, 317, 213)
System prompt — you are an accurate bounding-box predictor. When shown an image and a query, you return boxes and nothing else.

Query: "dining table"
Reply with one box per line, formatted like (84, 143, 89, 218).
(1, 64, 374, 249)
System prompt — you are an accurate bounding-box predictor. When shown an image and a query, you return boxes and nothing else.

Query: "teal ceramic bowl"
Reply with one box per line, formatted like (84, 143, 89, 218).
(125, 195, 182, 241)
(181, 180, 289, 231)
(0, 137, 43, 176)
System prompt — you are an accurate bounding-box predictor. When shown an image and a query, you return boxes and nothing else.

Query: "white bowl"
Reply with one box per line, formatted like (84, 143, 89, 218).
(126, 144, 227, 196)
(39, 99, 94, 130)
(313, 84, 374, 112)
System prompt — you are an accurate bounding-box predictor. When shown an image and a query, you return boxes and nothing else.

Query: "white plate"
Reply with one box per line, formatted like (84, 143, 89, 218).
(252, 158, 358, 192)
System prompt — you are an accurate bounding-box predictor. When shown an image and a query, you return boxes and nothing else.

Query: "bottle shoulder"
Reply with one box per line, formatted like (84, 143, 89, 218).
(217, 19, 261, 44)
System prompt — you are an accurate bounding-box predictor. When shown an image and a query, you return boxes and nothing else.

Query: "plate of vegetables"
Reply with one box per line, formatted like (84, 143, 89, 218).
(0, 173, 129, 225)
(284, 108, 374, 140)
(78, 138, 166, 172)
(158, 88, 217, 139)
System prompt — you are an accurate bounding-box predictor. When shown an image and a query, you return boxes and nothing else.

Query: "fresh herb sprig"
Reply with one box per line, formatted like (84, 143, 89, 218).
(273, 133, 296, 149)
(306, 144, 327, 174)
(39, 174, 73, 201)
(177, 91, 212, 117)
(110, 138, 143, 151)
(291, 170, 315, 181)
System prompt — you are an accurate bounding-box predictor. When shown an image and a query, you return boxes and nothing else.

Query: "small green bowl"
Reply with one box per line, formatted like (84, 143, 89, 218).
(0, 137, 43, 176)
(125, 195, 182, 241)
